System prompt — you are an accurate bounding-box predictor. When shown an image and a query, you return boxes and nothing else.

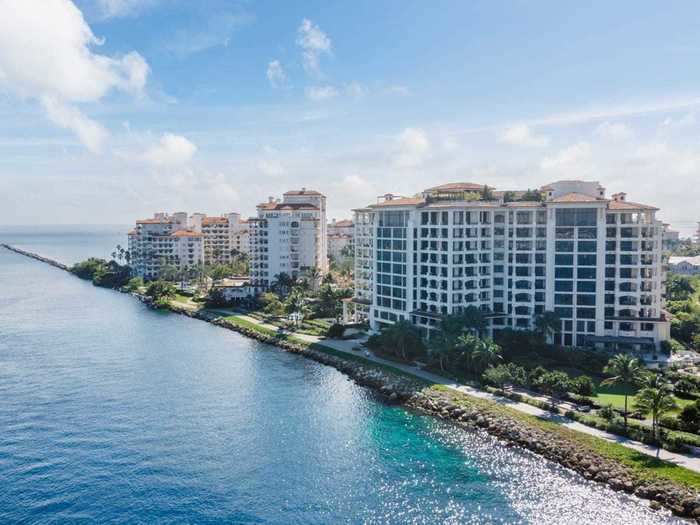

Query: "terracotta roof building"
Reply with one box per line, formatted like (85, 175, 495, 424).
(346, 179, 669, 355)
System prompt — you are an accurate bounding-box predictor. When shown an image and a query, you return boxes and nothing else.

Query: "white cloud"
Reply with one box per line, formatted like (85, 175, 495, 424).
(393, 127, 431, 168)
(595, 121, 633, 142)
(96, 0, 157, 19)
(540, 142, 591, 172)
(165, 13, 252, 58)
(305, 85, 338, 101)
(142, 133, 197, 166)
(527, 97, 700, 127)
(296, 18, 332, 76)
(0, 0, 149, 150)
(501, 123, 549, 147)
(40, 95, 108, 153)
(266, 60, 286, 88)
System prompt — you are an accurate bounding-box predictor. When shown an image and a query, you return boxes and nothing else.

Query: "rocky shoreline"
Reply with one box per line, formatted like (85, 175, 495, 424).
(4, 243, 700, 521)
(169, 303, 700, 521)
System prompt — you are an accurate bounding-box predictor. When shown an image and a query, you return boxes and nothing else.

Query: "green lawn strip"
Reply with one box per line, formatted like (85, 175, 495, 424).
(431, 384, 700, 491)
(217, 313, 428, 382)
(303, 341, 429, 382)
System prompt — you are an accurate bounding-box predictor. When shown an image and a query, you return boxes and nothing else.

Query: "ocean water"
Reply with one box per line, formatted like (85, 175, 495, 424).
(0, 227, 684, 524)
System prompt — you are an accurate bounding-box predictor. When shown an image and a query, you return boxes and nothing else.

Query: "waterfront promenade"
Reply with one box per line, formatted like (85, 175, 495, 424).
(219, 311, 700, 474)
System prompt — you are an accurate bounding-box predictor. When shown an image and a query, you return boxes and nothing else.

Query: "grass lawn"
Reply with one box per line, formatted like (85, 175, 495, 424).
(433, 384, 700, 491)
(592, 382, 694, 416)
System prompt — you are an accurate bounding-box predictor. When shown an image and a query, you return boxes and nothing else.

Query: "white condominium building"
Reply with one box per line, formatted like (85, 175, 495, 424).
(350, 180, 670, 352)
(249, 188, 328, 289)
(327, 219, 354, 261)
(128, 212, 203, 279)
(190, 212, 250, 265)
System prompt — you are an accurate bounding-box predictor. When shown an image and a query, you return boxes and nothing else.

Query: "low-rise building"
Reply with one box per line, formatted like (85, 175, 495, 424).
(668, 256, 700, 275)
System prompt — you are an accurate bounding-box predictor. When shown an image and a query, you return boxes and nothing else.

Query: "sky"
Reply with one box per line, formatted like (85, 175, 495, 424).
(1, 0, 700, 236)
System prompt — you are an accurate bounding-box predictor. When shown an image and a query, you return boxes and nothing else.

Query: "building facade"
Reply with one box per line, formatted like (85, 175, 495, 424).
(327, 219, 354, 262)
(249, 189, 328, 290)
(350, 180, 670, 351)
(128, 212, 203, 279)
(190, 212, 249, 265)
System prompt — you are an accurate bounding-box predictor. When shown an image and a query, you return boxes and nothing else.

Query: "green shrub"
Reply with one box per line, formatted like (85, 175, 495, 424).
(326, 323, 346, 338)
(599, 403, 616, 422)
(679, 402, 700, 432)
(569, 375, 595, 396)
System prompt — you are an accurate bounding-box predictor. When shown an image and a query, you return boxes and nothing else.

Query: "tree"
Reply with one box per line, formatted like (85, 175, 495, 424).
(481, 185, 494, 201)
(482, 365, 513, 391)
(471, 338, 502, 375)
(316, 284, 343, 319)
(534, 311, 561, 341)
(455, 333, 501, 376)
(305, 266, 322, 293)
(569, 375, 595, 397)
(145, 280, 176, 307)
(271, 272, 294, 296)
(667, 274, 696, 301)
(537, 370, 570, 399)
(634, 374, 677, 443)
(285, 288, 309, 326)
(428, 332, 454, 372)
(521, 189, 543, 202)
(679, 401, 700, 432)
(601, 354, 643, 431)
(460, 305, 487, 336)
(369, 320, 426, 362)
(259, 292, 285, 316)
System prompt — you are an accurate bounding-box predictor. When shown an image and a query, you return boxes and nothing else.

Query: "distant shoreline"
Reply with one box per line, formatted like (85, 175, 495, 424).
(4, 243, 700, 521)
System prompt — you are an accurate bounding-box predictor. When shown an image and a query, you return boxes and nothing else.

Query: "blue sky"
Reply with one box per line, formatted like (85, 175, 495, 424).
(1, 0, 700, 235)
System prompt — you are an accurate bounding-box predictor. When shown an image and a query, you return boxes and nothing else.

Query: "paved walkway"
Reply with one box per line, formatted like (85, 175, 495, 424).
(218, 310, 700, 473)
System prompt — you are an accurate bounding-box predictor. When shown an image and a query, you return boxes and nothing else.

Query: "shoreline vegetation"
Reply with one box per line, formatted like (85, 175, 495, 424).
(5, 243, 700, 521)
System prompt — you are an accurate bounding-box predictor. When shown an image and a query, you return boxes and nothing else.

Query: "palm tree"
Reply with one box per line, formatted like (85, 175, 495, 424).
(461, 305, 486, 336)
(534, 311, 561, 341)
(470, 338, 502, 375)
(271, 272, 294, 295)
(285, 288, 307, 327)
(305, 266, 322, 293)
(634, 374, 677, 443)
(428, 332, 452, 372)
(601, 354, 643, 430)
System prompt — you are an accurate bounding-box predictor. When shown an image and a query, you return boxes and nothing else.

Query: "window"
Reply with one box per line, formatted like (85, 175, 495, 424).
(555, 267, 573, 279)
(555, 307, 573, 319)
(578, 281, 596, 293)
(577, 267, 596, 280)
(556, 241, 574, 252)
(556, 208, 597, 226)
(577, 308, 596, 319)
(555, 280, 573, 292)
(578, 254, 596, 266)
(555, 294, 573, 305)
(577, 294, 596, 306)
(577, 241, 597, 252)
(556, 227, 574, 239)
(555, 254, 574, 265)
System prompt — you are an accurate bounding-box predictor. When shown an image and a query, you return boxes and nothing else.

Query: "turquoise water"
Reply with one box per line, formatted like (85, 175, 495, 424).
(0, 227, 683, 524)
